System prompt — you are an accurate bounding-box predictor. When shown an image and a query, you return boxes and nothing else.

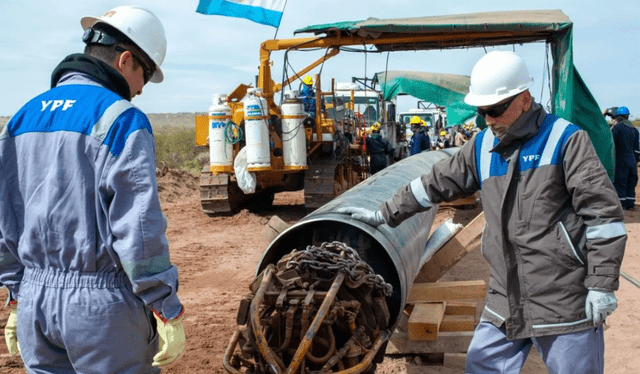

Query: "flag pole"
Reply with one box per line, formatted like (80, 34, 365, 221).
(272, 0, 288, 39)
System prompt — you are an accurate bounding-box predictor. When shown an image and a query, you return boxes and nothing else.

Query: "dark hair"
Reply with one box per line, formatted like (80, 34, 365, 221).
(84, 43, 124, 65)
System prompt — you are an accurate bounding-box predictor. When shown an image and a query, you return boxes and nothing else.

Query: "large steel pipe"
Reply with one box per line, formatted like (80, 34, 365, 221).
(257, 148, 458, 329)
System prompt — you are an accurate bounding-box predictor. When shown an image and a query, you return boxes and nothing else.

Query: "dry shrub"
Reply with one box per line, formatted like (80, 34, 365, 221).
(154, 126, 208, 175)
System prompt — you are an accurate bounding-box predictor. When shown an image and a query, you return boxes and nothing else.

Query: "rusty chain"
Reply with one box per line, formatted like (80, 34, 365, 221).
(285, 241, 393, 297)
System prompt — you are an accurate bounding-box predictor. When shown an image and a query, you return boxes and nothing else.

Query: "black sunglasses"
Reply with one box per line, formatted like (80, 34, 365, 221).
(114, 46, 154, 84)
(477, 94, 520, 118)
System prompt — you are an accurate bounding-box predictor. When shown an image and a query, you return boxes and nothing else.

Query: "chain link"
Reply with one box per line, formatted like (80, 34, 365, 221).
(285, 241, 393, 297)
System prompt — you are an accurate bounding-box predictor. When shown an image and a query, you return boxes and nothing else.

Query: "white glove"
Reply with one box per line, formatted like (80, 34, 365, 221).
(336, 207, 386, 226)
(585, 289, 618, 325)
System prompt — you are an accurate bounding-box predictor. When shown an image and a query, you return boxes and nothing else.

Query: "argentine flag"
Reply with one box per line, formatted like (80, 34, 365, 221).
(197, 0, 286, 28)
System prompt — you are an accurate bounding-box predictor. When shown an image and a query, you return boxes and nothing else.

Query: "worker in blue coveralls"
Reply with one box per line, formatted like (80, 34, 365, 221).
(409, 115, 431, 155)
(0, 6, 185, 373)
(299, 75, 318, 118)
(611, 106, 640, 210)
(338, 51, 625, 374)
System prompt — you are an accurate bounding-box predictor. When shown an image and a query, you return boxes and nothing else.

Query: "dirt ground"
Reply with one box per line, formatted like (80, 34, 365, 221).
(1, 168, 639, 373)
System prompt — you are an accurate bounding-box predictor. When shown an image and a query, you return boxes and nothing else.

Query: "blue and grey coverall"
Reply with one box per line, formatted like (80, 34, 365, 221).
(0, 53, 182, 373)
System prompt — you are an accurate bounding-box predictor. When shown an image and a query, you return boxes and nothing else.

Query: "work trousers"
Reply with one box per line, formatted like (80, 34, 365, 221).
(465, 320, 604, 374)
(613, 162, 638, 209)
(18, 267, 159, 374)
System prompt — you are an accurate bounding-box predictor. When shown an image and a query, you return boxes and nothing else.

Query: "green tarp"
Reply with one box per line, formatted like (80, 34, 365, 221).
(551, 27, 615, 180)
(374, 71, 477, 126)
(295, 10, 615, 179)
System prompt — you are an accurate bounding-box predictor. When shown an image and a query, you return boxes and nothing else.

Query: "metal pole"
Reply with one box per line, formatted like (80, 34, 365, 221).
(250, 266, 285, 373)
(621, 269, 640, 290)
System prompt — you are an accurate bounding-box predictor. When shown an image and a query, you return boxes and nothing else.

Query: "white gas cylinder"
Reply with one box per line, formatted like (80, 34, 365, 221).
(208, 94, 233, 172)
(281, 90, 307, 169)
(244, 88, 271, 170)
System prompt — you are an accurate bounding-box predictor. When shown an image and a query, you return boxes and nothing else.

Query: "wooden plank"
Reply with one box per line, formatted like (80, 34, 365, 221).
(401, 301, 477, 331)
(261, 215, 290, 243)
(443, 353, 467, 370)
(407, 280, 486, 304)
(445, 301, 477, 316)
(386, 331, 474, 354)
(414, 212, 485, 283)
(407, 303, 446, 341)
(440, 315, 475, 332)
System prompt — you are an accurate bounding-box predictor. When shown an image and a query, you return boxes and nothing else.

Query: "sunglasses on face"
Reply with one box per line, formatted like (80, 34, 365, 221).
(477, 94, 519, 118)
(114, 46, 154, 84)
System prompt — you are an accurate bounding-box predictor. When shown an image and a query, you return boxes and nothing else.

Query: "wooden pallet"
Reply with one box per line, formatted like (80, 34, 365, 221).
(387, 212, 486, 362)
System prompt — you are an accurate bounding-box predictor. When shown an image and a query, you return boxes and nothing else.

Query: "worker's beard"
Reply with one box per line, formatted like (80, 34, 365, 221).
(488, 123, 509, 137)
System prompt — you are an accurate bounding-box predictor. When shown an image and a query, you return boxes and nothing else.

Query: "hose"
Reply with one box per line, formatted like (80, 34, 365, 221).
(225, 121, 243, 145)
(305, 324, 336, 364)
(223, 121, 243, 159)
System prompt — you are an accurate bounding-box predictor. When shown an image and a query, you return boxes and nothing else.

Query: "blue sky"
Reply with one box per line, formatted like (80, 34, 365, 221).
(0, 0, 638, 118)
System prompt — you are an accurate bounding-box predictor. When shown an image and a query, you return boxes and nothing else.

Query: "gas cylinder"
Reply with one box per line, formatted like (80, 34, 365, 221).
(208, 94, 233, 173)
(281, 90, 307, 170)
(244, 88, 271, 170)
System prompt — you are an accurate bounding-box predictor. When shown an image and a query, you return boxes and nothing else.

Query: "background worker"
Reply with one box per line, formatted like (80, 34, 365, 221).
(454, 126, 469, 146)
(611, 106, 640, 210)
(338, 50, 625, 374)
(365, 121, 393, 175)
(435, 130, 450, 149)
(0, 6, 185, 372)
(409, 115, 431, 155)
(604, 106, 619, 128)
(298, 75, 317, 118)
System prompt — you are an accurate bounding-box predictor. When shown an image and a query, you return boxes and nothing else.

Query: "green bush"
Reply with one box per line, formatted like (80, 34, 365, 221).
(154, 127, 207, 175)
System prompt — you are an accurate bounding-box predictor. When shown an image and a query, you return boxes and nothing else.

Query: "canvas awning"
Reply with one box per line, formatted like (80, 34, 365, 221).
(295, 10, 572, 51)
(295, 10, 615, 179)
(374, 71, 476, 126)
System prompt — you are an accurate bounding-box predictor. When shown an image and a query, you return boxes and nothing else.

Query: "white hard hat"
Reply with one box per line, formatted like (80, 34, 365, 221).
(81, 6, 167, 83)
(464, 51, 533, 107)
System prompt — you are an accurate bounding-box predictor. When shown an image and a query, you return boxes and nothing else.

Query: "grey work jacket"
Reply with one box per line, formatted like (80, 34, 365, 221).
(380, 103, 626, 339)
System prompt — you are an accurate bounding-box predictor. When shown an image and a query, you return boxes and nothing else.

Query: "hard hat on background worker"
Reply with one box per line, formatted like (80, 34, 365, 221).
(409, 116, 422, 125)
(303, 75, 314, 86)
(604, 107, 618, 118)
(464, 51, 533, 107)
(81, 5, 167, 83)
(371, 122, 381, 132)
(440, 130, 446, 137)
(616, 106, 630, 117)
